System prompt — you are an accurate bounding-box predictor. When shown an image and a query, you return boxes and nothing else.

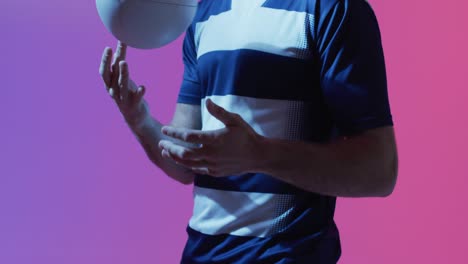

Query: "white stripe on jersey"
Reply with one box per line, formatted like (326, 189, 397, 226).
(201, 95, 309, 140)
(189, 186, 295, 237)
(194, 6, 314, 60)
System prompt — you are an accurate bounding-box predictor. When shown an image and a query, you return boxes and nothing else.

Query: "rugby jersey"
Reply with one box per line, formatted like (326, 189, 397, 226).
(177, 0, 393, 263)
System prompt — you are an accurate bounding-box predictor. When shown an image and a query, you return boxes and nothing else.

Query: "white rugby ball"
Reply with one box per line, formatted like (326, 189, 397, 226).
(96, 0, 198, 49)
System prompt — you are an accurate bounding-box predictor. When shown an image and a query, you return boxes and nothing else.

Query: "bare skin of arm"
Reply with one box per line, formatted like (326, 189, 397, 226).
(99, 41, 199, 185)
(257, 125, 398, 197)
(130, 103, 199, 185)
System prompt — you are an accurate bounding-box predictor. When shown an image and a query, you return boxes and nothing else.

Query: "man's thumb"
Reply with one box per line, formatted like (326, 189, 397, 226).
(206, 99, 239, 126)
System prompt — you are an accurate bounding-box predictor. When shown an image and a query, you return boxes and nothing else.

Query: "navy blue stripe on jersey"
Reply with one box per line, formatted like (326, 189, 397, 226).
(198, 49, 321, 101)
(194, 173, 314, 195)
(194, 0, 232, 23)
(177, 80, 201, 105)
(182, 222, 341, 264)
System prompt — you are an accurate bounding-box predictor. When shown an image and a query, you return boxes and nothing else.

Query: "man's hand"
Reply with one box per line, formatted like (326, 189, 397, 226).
(99, 41, 149, 129)
(158, 99, 263, 177)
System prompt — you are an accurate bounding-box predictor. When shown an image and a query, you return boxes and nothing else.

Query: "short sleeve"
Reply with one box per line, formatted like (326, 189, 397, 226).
(177, 24, 202, 105)
(315, 0, 393, 136)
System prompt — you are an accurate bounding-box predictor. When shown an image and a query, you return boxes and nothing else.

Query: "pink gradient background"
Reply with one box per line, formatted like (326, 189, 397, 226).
(1, 0, 467, 263)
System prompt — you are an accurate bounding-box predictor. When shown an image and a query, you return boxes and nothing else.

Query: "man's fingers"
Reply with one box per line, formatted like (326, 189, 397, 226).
(109, 88, 115, 98)
(112, 41, 127, 66)
(117, 41, 127, 60)
(159, 140, 201, 160)
(159, 139, 213, 161)
(162, 150, 213, 168)
(137, 86, 145, 98)
(191, 167, 221, 177)
(118, 61, 129, 102)
(134, 86, 146, 104)
(110, 41, 127, 97)
(191, 167, 209, 175)
(127, 79, 145, 104)
(161, 126, 216, 144)
(99, 47, 112, 88)
(206, 99, 241, 126)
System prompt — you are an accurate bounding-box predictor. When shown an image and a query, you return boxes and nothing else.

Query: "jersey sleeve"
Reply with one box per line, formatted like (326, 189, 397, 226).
(177, 24, 202, 105)
(315, 0, 393, 136)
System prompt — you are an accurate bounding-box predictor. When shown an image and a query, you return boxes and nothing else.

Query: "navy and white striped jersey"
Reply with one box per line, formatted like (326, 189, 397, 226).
(177, 0, 393, 263)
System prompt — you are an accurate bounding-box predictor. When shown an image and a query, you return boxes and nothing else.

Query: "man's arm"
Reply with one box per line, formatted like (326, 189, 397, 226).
(130, 103, 201, 185)
(257, 126, 398, 197)
(99, 38, 202, 185)
(158, 100, 397, 197)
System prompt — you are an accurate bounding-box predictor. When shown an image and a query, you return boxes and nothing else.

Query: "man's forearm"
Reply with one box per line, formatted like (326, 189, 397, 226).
(129, 111, 195, 185)
(256, 127, 398, 197)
